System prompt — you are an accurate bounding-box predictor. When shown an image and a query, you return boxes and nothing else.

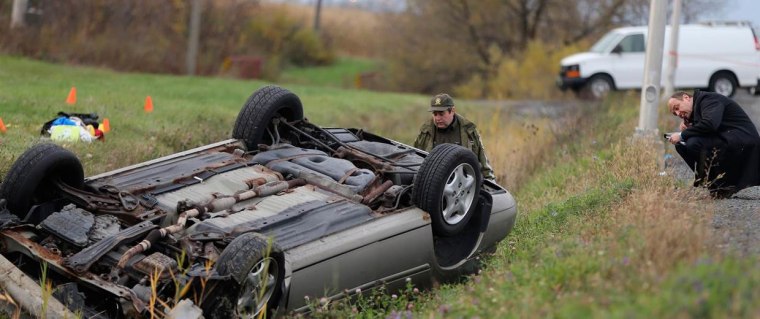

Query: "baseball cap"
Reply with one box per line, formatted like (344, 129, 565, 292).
(429, 93, 454, 112)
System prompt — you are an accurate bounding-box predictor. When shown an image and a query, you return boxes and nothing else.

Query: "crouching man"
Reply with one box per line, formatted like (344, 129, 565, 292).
(667, 90, 760, 197)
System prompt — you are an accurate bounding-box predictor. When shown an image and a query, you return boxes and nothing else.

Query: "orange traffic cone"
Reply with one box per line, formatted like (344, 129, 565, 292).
(0, 117, 6, 134)
(66, 87, 77, 105)
(101, 118, 110, 133)
(144, 96, 154, 113)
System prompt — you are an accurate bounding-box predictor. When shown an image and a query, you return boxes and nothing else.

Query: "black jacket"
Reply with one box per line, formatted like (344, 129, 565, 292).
(681, 90, 760, 143)
(680, 90, 760, 190)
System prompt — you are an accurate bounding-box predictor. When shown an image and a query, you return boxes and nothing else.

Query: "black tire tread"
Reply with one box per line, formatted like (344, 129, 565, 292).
(0, 143, 83, 215)
(413, 144, 482, 236)
(210, 232, 284, 318)
(709, 72, 737, 97)
(216, 232, 280, 283)
(581, 74, 614, 100)
(232, 85, 303, 150)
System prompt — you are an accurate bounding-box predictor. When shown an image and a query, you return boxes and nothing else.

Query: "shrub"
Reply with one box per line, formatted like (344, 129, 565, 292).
(454, 41, 588, 100)
(0, 1, 335, 77)
(285, 28, 335, 66)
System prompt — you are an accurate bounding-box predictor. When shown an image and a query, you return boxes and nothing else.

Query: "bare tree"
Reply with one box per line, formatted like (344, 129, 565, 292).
(314, 0, 322, 31)
(381, 0, 722, 97)
(186, 0, 203, 75)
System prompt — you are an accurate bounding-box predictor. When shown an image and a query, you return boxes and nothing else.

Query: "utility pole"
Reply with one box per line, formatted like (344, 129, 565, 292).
(11, 0, 28, 29)
(314, 0, 323, 32)
(662, 0, 682, 100)
(636, 0, 667, 137)
(186, 0, 202, 75)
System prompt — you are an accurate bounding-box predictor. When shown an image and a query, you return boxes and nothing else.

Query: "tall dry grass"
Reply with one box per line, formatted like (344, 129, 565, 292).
(604, 141, 712, 276)
(0, 289, 21, 319)
(421, 138, 720, 318)
(262, 2, 385, 57)
(414, 92, 734, 317)
(467, 101, 598, 191)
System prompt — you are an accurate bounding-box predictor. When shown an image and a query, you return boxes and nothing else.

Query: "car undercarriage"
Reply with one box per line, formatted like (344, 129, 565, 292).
(0, 85, 516, 318)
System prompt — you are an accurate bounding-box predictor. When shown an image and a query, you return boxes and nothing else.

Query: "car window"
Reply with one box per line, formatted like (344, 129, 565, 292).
(617, 34, 645, 53)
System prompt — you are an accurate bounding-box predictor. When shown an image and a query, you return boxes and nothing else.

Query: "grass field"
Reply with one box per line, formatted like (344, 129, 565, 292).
(2, 55, 759, 318)
(280, 56, 380, 88)
(411, 96, 760, 318)
(0, 55, 566, 190)
(0, 55, 420, 178)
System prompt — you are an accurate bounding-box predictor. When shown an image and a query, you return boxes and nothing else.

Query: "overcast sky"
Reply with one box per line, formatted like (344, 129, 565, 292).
(284, 0, 760, 31)
(716, 0, 760, 28)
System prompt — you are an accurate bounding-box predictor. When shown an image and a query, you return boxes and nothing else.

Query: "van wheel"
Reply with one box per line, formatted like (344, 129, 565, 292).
(581, 74, 614, 100)
(709, 72, 737, 97)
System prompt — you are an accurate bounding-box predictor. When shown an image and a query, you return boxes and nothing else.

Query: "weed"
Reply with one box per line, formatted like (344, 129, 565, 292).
(0, 289, 21, 319)
(39, 262, 53, 319)
(301, 280, 424, 319)
(148, 268, 160, 319)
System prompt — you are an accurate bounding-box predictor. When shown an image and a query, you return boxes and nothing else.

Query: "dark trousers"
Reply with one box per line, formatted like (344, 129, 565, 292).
(675, 135, 731, 191)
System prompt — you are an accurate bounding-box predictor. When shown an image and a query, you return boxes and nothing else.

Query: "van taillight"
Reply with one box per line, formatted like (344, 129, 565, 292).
(755, 36, 760, 51)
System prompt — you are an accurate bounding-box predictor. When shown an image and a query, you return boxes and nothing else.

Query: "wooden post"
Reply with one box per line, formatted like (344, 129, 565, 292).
(186, 0, 202, 75)
(314, 0, 322, 32)
(0, 254, 76, 318)
(10, 0, 28, 29)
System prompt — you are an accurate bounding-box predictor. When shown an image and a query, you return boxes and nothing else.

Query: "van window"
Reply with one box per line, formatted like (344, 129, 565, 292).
(590, 32, 622, 53)
(617, 34, 645, 53)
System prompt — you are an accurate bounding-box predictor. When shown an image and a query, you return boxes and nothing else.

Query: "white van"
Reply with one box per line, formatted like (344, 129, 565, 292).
(557, 22, 760, 99)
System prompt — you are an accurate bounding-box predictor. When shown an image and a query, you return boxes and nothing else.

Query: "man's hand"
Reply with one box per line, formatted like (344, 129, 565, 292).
(668, 132, 683, 145)
(679, 121, 689, 131)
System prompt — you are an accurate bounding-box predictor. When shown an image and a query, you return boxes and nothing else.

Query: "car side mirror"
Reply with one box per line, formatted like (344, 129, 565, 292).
(611, 45, 623, 54)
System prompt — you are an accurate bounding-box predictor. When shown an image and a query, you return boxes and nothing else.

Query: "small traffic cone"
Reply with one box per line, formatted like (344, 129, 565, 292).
(144, 96, 154, 113)
(0, 117, 6, 134)
(66, 87, 77, 105)
(101, 118, 110, 133)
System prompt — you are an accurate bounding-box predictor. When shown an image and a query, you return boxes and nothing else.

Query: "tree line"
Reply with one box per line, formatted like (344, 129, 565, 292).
(1, 0, 722, 99)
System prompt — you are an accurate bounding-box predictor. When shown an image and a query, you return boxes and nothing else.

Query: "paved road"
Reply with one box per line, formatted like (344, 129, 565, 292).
(736, 89, 760, 130)
(668, 90, 760, 256)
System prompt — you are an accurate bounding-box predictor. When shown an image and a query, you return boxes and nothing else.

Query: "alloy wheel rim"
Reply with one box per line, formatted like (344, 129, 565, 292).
(440, 163, 477, 225)
(237, 257, 278, 318)
(592, 79, 611, 98)
(714, 78, 733, 96)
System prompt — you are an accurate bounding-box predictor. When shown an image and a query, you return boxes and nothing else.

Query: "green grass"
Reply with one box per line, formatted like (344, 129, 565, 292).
(0, 55, 421, 177)
(412, 93, 760, 318)
(2, 55, 759, 319)
(279, 56, 380, 89)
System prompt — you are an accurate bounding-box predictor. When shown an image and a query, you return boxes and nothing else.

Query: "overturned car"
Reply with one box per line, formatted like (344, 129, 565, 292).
(0, 85, 517, 318)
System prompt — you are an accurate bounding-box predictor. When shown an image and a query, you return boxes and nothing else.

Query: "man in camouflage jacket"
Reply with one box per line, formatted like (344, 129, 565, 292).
(414, 93, 495, 181)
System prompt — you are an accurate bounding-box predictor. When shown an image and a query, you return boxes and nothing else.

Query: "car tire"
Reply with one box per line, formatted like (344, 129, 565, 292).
(413, 144, 482, 237)
(709, 72, 737, 97)
(0, 143, 84, 217)
(232, 85, 304, 150)
(580, 74, 614, 100)
(207, 232, 285, 319)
